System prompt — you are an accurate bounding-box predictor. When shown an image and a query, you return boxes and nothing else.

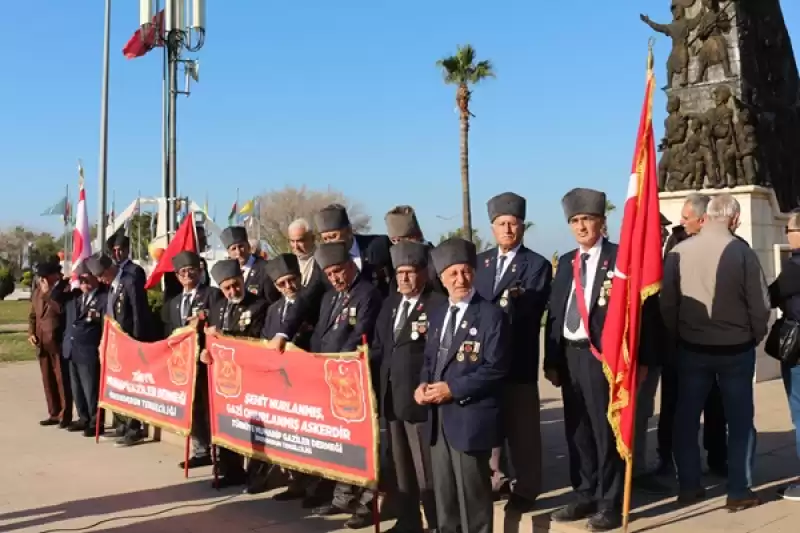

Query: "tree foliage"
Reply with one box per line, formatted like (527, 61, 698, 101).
(0, 226, 61, 273)
(251, 186, 371, 255)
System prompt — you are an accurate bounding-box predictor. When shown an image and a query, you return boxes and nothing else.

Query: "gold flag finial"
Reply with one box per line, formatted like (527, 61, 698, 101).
(647, 37, 655, 72)
(77, 159, 84, 187)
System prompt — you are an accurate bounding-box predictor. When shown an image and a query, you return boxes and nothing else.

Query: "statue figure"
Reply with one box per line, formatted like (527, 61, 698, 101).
(704, 85, 738, 187)
(657, 96, 689, 188)
(694, 0, 733, 83)
(640, 4, 700, 87)
(684, 119, 714, 189)
(735, 106, 759, 186)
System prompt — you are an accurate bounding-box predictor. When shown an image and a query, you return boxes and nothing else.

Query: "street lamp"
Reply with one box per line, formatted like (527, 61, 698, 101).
(138, 0, 205, 241)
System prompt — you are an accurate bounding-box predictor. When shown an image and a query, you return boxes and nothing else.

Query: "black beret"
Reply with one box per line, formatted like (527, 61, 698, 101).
(210, 259, 242, 285)
(431, 238, 477, 275)
(390, 241, 428, 269)
(35, 261, 62, 277)
(86, 254, 113, 277)
(265, 253, 300, 281)
(315, 241, 350, 270)
(220, 226, 248, 249)
(73, 262, 91, 277)
(172, 251, 201, 271)
(106, 231, 130, 250)
(314, 204, 350, 233)
(487, 192, 526, 222)
(660, 213, 671, 226)
(385, 205, 422, 239)
(561, 188, 606, 221)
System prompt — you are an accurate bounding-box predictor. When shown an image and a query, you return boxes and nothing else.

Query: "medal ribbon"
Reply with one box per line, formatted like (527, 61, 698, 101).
(572, 250, 603, 361)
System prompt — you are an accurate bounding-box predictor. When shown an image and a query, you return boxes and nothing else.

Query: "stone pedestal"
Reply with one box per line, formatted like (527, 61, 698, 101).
(659, 186, 789, 382)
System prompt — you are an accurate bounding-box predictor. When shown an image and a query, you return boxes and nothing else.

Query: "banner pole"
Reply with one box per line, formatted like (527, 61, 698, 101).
(184, 436, 191, 479)
(206, 350, 220, 490)
(360, 333, 381, 533)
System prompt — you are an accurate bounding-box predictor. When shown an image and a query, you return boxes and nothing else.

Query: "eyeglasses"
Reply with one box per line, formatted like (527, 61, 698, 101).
(177, 267, 198, 277)
(275, 277, 297, 289)
(786, 227, 800, 234)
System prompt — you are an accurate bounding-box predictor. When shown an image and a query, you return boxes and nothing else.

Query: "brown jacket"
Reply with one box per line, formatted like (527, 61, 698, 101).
(28, 285, 65, 356)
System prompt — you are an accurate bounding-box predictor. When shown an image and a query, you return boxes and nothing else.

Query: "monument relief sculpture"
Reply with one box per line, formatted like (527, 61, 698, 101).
(657, 96, 689, 189)
(640, 5, 699, 88)
(693, 0, 733, 84)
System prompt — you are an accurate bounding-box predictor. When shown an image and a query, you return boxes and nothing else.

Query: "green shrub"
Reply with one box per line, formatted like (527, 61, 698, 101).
(147, 287, 164, 316)
(20, 271, 33, 288)
(0, 267, 15, 300)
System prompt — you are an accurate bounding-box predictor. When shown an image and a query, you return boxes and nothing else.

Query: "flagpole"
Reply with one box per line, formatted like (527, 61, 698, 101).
(236, 188, 240, 225)
(136, 191, 142, 260)
(97, 0, 111, 250)
(64, 183, 70, 271)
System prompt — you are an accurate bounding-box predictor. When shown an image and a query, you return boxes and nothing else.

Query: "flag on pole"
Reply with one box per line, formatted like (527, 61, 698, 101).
(122, 10, 165, 59)
(70, 168, 92, 288)
(41, 197, 68, 217)
(228, 202, 238, 225)
(600, 44, 663, 462)
(238, 199, 254, 216)
(144, 212, 198, 290)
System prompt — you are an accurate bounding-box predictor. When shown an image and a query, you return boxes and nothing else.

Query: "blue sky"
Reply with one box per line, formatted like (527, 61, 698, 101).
(2, 1, 799, 256)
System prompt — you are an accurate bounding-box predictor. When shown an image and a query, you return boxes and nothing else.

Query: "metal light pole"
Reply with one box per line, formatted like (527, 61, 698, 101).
(97, 0, 112, 250)
(139, 0, 205, 243)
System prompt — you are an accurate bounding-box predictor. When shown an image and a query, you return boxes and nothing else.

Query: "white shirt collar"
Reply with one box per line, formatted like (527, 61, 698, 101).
(497, 242, 522, 259)
(579, 238, 604, 258)
(448, 288, 475, 311)
(349, 238, 361, 259)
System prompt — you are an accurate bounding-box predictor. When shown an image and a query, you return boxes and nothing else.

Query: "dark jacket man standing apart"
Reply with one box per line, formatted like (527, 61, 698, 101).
(28, 260, 71, 428)
(309, 241, 383, 529)
(416, 238, 511, 533)
(373, 241, 447, 533)
(107, 231, 147, 290)
(544, 188, 627, 531)
(475, 192, 552, 511)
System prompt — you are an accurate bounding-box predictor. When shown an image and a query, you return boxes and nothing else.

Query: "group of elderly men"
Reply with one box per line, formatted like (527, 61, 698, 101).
(28, 185, 773, 533)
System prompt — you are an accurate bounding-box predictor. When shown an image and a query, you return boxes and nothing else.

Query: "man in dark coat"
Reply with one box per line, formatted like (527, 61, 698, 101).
(87, 253, 150, 447)
(544, 188, 656, 531)
(288, 218, 329, 327)
(202, 259, 268, 489)
(28, 260, 71, 428)
(314, 204, 394, 299)
(474, 192, 552, 511)
(309, 241, 383, 529)
(162, 251, 221, 469)
(107, 230, 147, 290)
(385, 205, 445, 295)
(373, 241, 446, 533)
(220, 225, 280, 305)
(51, 263, 109, 437)
(416, 237, 511, 533)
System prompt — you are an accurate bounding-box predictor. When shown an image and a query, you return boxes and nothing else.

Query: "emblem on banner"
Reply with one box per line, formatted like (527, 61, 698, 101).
(324, 359, 367, 423)
(167, 335, 194, 386)
(105, 328, 122, 373)
(211, 344, 242, 399)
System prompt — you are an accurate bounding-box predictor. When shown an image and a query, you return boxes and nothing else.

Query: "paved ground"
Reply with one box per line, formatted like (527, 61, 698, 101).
(1, 361, 799, 533)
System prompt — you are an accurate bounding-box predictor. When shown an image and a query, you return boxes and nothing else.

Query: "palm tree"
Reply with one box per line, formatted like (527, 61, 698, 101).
(437, 45, 495, 242)
(602, 200, 616, 237)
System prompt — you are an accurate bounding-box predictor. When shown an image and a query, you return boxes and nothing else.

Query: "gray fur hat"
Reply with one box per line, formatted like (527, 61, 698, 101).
(561, 188, 606, 221)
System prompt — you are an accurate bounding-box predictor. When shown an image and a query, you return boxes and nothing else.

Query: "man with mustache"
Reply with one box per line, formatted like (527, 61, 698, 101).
(106, 230, 147, 290)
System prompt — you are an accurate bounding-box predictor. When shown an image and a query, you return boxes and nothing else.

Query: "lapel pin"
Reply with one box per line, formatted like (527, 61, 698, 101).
(469, 327, 477, 336)
(410, 331, 420, 341)
(460, 320, 467, 329)
(511, 264, 517, 273)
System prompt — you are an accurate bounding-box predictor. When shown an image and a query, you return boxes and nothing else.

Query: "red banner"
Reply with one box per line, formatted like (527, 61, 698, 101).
(98, 318, 199, 436)
(206, 333, 379, 488)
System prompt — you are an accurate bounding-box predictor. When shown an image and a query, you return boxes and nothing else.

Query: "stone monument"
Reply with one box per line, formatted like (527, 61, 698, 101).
(642, 0, 800, 381)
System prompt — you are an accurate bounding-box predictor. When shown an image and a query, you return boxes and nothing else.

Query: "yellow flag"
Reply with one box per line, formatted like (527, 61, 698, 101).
(239, 199, 254, 215)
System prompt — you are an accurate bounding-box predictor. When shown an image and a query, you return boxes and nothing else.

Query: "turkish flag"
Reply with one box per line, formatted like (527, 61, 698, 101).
(122, 10, 165, 59)
(600, 48, 664, 463)
(144, 213, 197, 290)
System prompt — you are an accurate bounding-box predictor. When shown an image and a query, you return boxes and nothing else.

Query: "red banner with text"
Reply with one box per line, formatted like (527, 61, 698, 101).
(98, 318, 198, 436)
(206, 333, 379, 489)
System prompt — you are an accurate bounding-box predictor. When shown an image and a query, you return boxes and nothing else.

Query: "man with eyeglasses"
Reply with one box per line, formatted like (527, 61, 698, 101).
(162, 251, 221, 470)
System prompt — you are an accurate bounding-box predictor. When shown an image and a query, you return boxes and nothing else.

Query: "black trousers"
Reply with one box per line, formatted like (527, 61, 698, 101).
(658, 363, 728, 466)
(562, 344, 624, 511)
(70, 358, 100, 427)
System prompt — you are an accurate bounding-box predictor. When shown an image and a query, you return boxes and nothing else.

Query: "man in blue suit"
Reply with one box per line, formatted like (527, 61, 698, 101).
(53, 263, 109, 437)
(416, 237, 511, 533)
(475, 192, 552, 512)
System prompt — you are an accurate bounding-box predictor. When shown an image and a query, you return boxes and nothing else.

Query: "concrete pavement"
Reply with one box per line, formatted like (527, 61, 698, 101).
(1, 360, 799, 532)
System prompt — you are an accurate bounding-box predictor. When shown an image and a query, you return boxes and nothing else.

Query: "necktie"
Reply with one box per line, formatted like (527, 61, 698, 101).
(435, 306, 461, 380)
(566, 253, 590, 333)
(106, 286, 116, 316)
(393, 300, 412, 339)
(494, 255, 507, 292)
(222, 302, 235, 332)
(181, 293, 192, 322)
(282, 300, 293, 322)
(328, 292, 344, 326)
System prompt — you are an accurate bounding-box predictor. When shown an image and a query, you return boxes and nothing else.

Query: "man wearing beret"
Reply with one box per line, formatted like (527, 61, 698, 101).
(87, 253, 150, 447)
(372, 241, 446, 533)
(385, 205, 446, 295)
(308, 241, 383, 528)
(314, 204, 394, 299)
(50, 262, 109, 437)
(28, 260, 72, 428)
(162, 251, 222, 470)
(202, 259, 268, 489)
(475, 192, 552, 512)
(220, 226, 281, 305)
(107, 230, 147, 290)
(416, 238, 511, 533)
(544, 188, 655, 530)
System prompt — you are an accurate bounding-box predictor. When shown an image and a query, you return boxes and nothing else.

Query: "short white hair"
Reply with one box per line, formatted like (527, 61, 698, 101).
(684, 193, 710, 218)
(706, 194, 740, 222)
(288, 218, 312, 234)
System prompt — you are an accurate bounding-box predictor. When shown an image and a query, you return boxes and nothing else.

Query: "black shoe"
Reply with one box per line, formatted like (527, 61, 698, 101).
(179, 456, 213, 469)
(725, 491, 761, 512)
(312, 504, 349, 516)
(301, 494, 330, 509)
(504, 494, 537, 513)
(212, 474, 246, 489)
(551, 501, 597, 522)
(632, 474, 671, 495)
(344, 512, 373, 529)
(101, 425, 126, 440)
(586, 510, 622, 532)
(272, 488, 306, 501)
(83, 427, 101, 437)
(39, 418, 59, 426)
(677, 487, 706, 505)
(67, 421, 88, 432)
(58, 419, 73, 429)
(115, 433, 144, 447)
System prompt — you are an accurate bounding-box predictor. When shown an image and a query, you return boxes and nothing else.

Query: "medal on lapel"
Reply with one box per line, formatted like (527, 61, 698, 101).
(499, 289, 509, 308)
(348, 307, 357, 326)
